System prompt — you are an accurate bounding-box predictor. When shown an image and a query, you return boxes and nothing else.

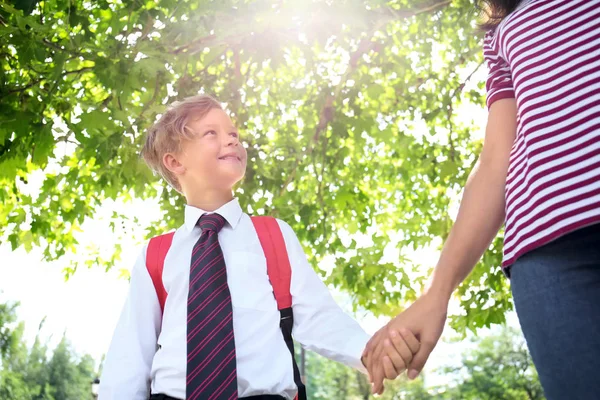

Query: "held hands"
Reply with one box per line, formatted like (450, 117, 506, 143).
(362, 292, 449, 394)
(361, 327, 420, 394)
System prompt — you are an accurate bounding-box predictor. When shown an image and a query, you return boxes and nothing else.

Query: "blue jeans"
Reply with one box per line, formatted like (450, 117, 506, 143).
(510, 223, 600, 400)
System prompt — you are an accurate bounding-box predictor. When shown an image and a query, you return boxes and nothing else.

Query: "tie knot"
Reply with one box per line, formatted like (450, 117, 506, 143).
(198, 213, 226, 233)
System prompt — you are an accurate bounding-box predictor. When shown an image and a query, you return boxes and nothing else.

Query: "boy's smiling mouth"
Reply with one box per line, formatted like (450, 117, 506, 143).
(218, 152, 242, 162)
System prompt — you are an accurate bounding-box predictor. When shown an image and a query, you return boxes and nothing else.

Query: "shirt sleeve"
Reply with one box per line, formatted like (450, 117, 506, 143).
(99, 245, 162, 400)
(484, 29, 516, 109)
(277, 220, 370, 373)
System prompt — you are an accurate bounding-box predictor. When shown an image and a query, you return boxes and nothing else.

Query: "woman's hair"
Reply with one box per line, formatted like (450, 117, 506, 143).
(478, 0, 523, 30)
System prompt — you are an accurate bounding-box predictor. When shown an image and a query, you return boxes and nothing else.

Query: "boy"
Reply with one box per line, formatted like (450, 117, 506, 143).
(99, 95, 418, 399)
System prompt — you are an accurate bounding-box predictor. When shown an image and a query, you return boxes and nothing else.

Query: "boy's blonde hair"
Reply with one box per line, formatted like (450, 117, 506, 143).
(141, 94, 223, 193)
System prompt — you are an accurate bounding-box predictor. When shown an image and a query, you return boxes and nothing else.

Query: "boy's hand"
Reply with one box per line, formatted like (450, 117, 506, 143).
(363, 328, 420, 393)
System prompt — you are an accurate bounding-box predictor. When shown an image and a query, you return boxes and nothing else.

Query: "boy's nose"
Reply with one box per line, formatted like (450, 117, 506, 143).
(225, 134, 239, 146)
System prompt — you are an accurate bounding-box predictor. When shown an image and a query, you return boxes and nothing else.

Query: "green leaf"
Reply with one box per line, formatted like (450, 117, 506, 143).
(366, 84, 385, 100)
(31, 125, 54, 167)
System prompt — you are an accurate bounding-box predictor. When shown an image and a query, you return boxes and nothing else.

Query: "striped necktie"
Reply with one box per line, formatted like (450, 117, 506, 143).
(186, 213, 238, 400)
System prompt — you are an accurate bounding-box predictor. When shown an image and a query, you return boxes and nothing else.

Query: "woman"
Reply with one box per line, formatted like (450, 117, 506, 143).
(364, 1, 600, 398)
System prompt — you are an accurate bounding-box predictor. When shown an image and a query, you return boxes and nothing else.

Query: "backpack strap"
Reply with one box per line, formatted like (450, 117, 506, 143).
(146, 232, 175, 313)
(251, 216, 292, 309)
(251, 216, 307, 400)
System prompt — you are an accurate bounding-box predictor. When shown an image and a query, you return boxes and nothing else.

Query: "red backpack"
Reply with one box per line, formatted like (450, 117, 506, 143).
(146, 216, 306, 400)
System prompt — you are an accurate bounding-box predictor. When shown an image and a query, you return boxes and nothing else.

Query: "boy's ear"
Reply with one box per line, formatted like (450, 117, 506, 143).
(163, 152, 186, 176)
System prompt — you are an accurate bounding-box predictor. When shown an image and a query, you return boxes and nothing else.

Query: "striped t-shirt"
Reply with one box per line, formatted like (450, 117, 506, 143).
(483, 0, 600, 267)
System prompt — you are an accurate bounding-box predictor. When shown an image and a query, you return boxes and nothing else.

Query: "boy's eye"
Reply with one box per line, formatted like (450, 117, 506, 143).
(204, 130, 217, 136)
(230, 131, 239, 138)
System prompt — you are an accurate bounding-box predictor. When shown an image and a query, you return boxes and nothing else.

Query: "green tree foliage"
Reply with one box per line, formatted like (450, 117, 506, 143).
(0, 301, 21, 359)
(0, 0, 510, 332)
(443, 327, 544, 400)
(0, 302, 97, 400)
(47, 339, 97, 400)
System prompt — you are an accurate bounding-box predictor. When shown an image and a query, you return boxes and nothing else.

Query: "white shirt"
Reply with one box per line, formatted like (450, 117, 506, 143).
(99, 199, 369, 400)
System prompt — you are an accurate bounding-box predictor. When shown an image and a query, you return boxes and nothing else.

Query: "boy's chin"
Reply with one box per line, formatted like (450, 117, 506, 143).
(217, 171, 245, 189)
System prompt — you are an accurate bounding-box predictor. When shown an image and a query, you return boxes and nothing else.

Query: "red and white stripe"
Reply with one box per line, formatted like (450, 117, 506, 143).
(483, 0, 600, 267)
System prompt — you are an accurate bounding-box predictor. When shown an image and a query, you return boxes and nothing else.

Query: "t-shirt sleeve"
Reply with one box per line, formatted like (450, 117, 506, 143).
(483, 29, 516, 109)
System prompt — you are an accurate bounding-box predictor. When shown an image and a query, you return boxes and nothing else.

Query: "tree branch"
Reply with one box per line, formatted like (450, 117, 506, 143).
(56, 135, 79, 145)
(6, 80, 39, 95)
(404, 0, 452, 17)
(170, 33, 217, 55)
(101, 93, 113, 108)
(448, 60, 485, 102)
(446, 60, 485, 160)
(278, 93, 335, 197)
(5, 67, 94, 95)
(66, 66, 94, 76)
(139, 72, 163, 120)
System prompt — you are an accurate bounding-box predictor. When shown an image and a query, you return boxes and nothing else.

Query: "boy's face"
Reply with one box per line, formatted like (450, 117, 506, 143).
(173, 108, 247, 193)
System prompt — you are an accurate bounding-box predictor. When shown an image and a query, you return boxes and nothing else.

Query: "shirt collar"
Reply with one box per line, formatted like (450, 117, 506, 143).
(184, 198, 243, 232)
